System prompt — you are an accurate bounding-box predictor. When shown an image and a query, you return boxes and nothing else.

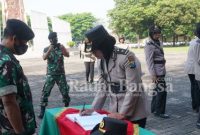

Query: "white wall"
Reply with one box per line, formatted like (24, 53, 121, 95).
(51, 17, 72, 47)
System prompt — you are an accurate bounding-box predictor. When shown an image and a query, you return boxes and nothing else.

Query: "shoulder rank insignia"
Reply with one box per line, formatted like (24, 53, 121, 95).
(115, 48, 129, 55)
(128, 56, 136, 69)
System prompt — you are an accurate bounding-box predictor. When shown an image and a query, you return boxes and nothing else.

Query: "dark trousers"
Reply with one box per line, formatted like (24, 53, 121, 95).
(188, 74, 200, 110)
(84, 62, 95, 82)
(151, 76, 167, 114)
(132, 118, 147, 128)
(196, 81, 200, 121)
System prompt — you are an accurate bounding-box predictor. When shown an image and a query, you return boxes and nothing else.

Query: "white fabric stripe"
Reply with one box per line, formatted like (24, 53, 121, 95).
(0, 85, 17, 96)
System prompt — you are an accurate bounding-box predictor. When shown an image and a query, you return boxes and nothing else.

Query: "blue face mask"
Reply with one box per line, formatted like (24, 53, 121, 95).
(14, 44, 28, 55)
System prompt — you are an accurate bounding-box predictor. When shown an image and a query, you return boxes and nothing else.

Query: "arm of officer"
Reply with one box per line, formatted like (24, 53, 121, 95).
(194, 41, 200, 65)
(80, 62, 108, 116)
(91, 76, 108, 110)
(81, 76, 107, 115)
(0, 61, 24, 134)
(144, 44, 156, 76)
(60, 45, 70, 57)
(43, 45, 53, 60)
(119, 53, 141, 118)
(2, 94, 25, 134)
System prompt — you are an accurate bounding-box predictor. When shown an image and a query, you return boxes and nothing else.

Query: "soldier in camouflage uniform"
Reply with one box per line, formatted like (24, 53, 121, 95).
(0, 19, 36, 135)
(38, 32, 70, 118)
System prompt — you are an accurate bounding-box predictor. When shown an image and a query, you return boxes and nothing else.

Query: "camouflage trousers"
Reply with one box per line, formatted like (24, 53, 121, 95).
(40, 74, 70, 107)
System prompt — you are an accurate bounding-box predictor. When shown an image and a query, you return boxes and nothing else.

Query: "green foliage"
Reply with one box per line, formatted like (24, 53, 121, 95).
(67, 41, 75, 48)
(26, 15, 31, 27)
(108, 0, 200, 42)
(47, 17, 53, 32)
(59, 13, 97, 42)
(155, 0, 200, 38)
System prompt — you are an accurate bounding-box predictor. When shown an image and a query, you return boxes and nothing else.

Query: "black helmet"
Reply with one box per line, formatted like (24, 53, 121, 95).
(149, 25, 161, 38)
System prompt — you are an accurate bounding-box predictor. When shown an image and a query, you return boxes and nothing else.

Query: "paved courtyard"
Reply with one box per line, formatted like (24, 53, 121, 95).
(18, 48, 200, 135)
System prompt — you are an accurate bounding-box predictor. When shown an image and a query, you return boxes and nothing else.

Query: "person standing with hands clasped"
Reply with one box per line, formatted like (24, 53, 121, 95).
(82, 38, 96, 83)
(192, 23, 200, 128)
(0, 19, 36, 135)
(38, 32, 70, 119)
(80, 25, 149, 128)
(144, 25, 169, 119)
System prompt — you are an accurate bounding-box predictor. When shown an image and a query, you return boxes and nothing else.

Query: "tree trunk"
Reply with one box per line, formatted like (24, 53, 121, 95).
(173, 34, 176, 46)
(161, 34, 164, 44)
(137, 34, 140, 48)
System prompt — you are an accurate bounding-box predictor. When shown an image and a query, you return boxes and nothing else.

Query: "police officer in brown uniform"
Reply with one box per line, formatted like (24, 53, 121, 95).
(81, 25, 149, 128)
(144, 25, 169, 118)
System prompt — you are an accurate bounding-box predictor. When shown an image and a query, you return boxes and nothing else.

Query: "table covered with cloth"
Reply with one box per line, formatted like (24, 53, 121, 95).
(39, 105, 156, 135)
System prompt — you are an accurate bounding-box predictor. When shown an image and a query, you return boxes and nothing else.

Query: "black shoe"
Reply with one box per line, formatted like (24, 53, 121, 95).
(154, 113, 170, 119)
(38, 106, 46, 119)
(193, 108, 199, 113)
(64, 102, 69, 107)
(90, 80, 94, 83)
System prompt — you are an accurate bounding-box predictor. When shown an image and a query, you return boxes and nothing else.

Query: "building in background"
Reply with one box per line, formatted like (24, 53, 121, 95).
(29, 10, 49, 54)
(1, 0, 26, 27)
(51, 17, 72, 47)
(0, 0, 72, 58)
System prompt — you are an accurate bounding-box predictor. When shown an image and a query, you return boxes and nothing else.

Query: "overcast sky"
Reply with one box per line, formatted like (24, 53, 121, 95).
(23, 0, 115, 21)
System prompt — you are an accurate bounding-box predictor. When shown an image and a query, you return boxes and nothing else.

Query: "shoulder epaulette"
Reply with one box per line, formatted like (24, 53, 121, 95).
(197, 39, 200, 44)
(146, 40, 153, 46)
(115, 48, 129, 55)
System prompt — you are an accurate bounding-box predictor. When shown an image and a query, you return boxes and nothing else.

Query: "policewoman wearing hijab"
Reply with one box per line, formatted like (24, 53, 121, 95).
(144, 25, 169, 119)
(81, 25, 149, 128)
(192, 23, 200, 128)
(0, 19, 36, 135)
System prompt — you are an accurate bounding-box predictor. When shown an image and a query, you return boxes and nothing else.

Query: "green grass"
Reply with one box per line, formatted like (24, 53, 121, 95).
(131, 45, 189, 54)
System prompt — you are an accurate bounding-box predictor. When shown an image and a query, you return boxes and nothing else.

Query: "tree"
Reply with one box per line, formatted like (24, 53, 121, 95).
(108, 0, 158, 43)
(47, 17, 53, 32)
(59, 13, 97, 42)
(155, 0, 200, 45)
(108, 0, 200, 45)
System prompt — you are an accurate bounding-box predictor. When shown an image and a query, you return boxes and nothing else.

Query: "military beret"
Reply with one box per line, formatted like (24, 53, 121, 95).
(48, 32, 57, 39)
(6, 19, 34, 41)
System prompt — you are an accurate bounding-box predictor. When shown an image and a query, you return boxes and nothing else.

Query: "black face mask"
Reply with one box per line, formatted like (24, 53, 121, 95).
(14, 44, 28, 55)
(51, 37, 58, 45)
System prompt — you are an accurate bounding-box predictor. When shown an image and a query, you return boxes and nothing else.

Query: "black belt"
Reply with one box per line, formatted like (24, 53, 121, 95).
(154, 60, 166, 64)
(110, 82, 126, 94)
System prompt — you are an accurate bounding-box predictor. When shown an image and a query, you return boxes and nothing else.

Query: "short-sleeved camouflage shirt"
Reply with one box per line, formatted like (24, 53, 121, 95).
(0, 45, 36, 135)
(44, 44, 65, 75)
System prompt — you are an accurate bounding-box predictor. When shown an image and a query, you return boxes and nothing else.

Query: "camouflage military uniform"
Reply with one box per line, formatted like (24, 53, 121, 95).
(40, 44, 70, 107)
(0, 45, 36, 135)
